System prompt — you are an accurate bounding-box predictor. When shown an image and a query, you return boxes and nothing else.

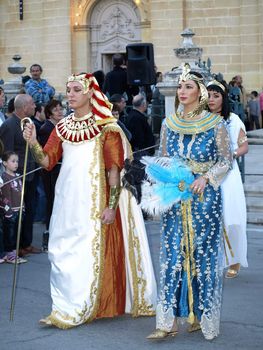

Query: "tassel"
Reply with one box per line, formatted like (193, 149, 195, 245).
(188, 311, 195, 325)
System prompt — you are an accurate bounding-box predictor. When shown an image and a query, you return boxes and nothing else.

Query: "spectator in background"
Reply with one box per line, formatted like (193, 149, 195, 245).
(151, 71, 165, 136)
(125, 94, 155, 159)
(92, 70, 105, 90)
(259, 88, 263, 128)
(103, 54, 129, 99)
(31, 104, 47, 225)
(0, 87, 6, 125)
(111, 101, 132, 141)
(234, 75, 248, 107)
(32, 104, 46, 135)
(0, 94, 41, 256)
(247, 91, 261, 130)
(5, 97, 15, 119)
(109, 94, 127, 123)
(25, 64, 55, 105)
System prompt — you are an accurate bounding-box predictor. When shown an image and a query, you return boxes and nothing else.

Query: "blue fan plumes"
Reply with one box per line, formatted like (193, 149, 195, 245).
(140, 156, 194, 215)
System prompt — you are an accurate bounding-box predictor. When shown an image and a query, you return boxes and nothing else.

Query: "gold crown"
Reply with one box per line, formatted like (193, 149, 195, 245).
(207, 80, 226, 92)
(179, 63, 204, 83)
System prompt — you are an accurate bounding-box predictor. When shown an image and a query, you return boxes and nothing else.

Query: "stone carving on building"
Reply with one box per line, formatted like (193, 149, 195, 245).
(100, 6, 135, 40)
(89, 0, 142, 72)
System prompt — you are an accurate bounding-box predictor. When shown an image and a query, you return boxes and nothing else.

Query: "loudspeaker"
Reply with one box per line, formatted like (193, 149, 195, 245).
(126, 43, 155, 85)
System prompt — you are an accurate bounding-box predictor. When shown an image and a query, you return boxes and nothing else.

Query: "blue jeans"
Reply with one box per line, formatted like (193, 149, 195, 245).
(3, 212, 23, 252)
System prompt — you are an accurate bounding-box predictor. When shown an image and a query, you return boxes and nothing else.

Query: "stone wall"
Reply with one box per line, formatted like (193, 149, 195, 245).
(0, 0, 262, 95)
(0, 0, 72, 94)
(184, 0, 263, 91)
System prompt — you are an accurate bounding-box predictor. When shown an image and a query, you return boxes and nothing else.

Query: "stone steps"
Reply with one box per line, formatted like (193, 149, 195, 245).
(248, 138, 263, 145)
(244, 183, 263, 224)
(247, 212, 263, 225)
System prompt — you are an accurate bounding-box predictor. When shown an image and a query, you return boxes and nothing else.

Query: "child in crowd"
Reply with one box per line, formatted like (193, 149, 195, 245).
(0, 151, 27, 264)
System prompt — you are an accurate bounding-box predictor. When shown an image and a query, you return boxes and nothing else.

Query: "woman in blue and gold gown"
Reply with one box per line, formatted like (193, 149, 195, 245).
(147, 64, 232, 341)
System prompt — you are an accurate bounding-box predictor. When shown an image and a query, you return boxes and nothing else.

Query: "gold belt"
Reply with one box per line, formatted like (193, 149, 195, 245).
(187, 159, 215, 175)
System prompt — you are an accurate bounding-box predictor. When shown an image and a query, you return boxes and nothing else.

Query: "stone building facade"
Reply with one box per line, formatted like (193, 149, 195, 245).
(0, 0, 262, 94)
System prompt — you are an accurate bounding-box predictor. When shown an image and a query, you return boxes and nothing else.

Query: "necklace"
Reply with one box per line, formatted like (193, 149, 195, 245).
(177, 110, 205, 121)
(56, 112, 103, 143)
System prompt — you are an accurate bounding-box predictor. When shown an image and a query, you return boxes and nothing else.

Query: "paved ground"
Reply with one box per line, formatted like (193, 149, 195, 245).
(0, 221, 263, 350)
(1, 143, 262, 350)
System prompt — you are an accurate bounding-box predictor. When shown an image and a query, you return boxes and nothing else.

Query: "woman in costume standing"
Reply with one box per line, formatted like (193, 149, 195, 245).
(207, 80, 248, 278)
(23, 73, 156, 329)
(146, 63, 232, 340)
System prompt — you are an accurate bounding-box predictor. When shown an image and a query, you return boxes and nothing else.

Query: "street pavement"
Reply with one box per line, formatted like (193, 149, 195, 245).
(1, 221, 262, 350)
(1, 146, 263, 350)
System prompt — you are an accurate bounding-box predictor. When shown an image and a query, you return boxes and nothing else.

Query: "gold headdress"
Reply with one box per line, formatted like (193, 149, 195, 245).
(175, 63, 208, 118)
(67, 73, 91, 94)
(207, 80, 226, 92)
(67, 73, 113, 120)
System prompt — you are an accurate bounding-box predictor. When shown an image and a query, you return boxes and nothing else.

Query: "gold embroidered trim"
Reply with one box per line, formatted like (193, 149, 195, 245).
(85, 136, 106, 323)
(127, 191, 155, 317)
(181, 200, 196, 325)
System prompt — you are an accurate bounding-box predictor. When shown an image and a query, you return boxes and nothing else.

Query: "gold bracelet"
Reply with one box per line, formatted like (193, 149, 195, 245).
(30, 142, 46, 164)
(108, 186, 121, 210)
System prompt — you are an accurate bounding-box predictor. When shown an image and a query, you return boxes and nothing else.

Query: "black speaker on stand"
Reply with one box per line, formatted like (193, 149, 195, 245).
(126, 43, 156, 86)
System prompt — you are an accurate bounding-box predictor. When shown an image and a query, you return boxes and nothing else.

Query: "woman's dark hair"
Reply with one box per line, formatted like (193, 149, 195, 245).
(44, 99, 62, 119)
(2, 150, 18, 162)
(207, 82, 230, 120)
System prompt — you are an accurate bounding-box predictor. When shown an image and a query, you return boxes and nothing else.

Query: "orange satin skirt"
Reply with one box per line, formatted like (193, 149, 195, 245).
(96, 208, 126, 318)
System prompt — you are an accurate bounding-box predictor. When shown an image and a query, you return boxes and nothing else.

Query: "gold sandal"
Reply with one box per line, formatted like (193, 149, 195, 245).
(39, 316, 52, 326)
(225, 268, 239, 279)
(147, 329, 178, 340)
(188, 323, 201, 333)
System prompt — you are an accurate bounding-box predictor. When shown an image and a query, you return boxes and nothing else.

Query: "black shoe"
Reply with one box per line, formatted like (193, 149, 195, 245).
(42, 231, 49, 252)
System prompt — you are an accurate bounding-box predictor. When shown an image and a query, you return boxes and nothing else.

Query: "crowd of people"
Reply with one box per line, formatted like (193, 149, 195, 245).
(0, 56, 259, 341)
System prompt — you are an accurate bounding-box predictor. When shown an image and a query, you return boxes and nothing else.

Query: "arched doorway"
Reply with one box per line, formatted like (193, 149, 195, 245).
(89, 0, 142, 73)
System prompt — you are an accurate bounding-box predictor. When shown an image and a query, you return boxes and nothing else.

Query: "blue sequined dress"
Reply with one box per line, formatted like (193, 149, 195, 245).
(156, 112, 232, 340)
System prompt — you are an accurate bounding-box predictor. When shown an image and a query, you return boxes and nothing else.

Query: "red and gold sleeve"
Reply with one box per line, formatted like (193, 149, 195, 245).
(103, 131, 124, 171)
(43, 129, 63, 171)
